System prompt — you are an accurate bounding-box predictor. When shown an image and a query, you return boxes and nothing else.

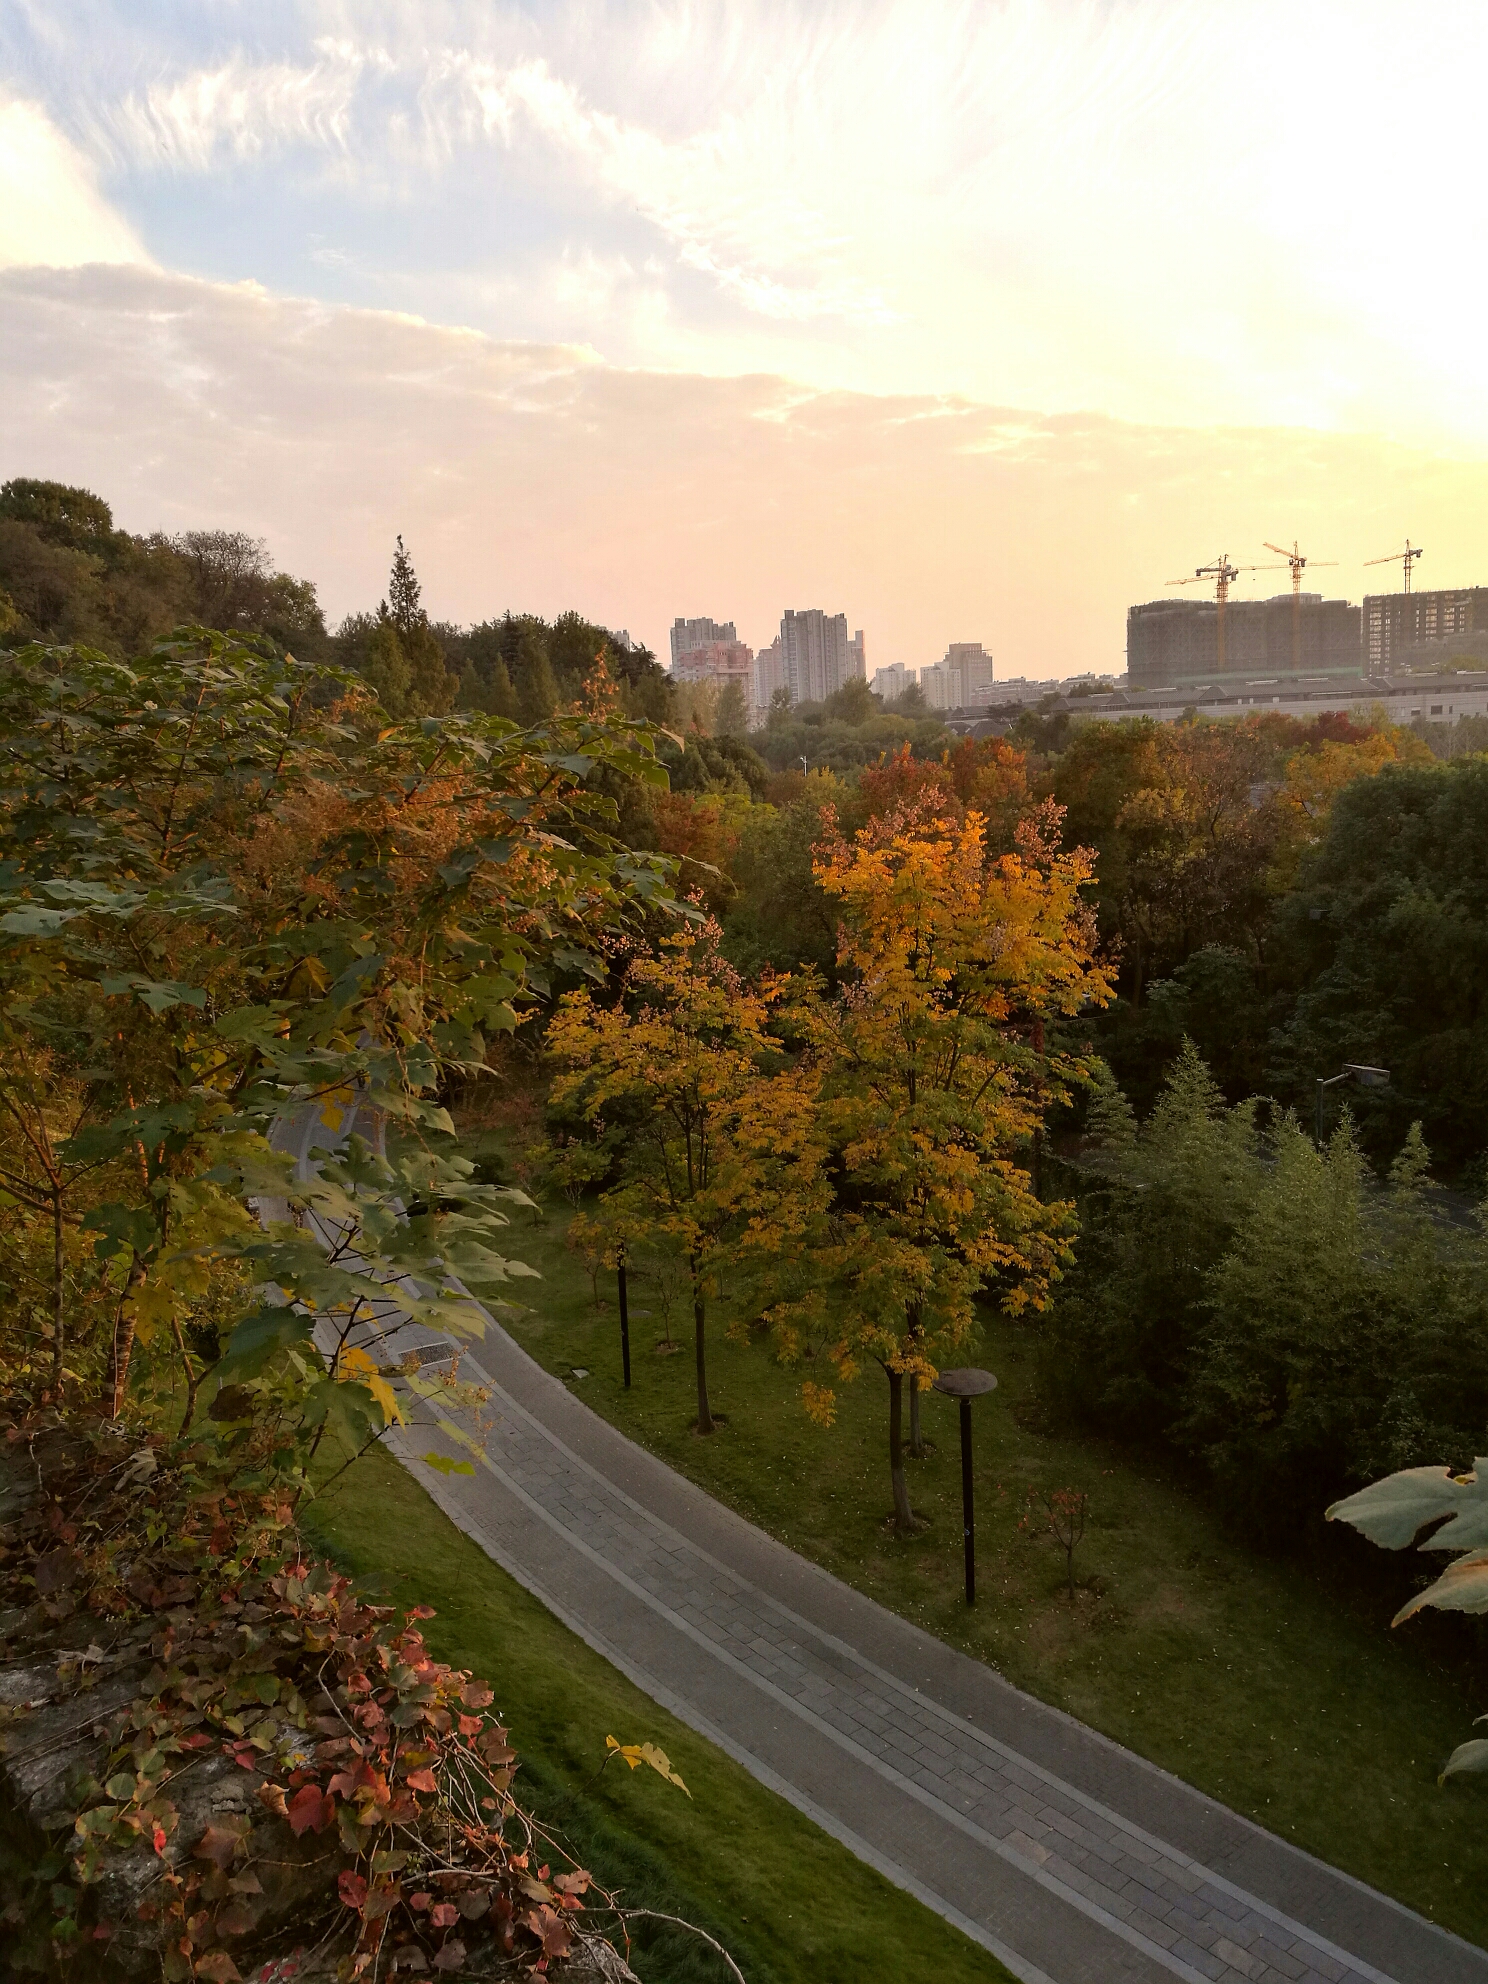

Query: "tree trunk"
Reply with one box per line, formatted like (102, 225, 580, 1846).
(49, 1189, 65, 1398)
(887, 1367, 915, 1533)
(107, 1255, 146, 1419)
(692, 1258, 714, 1434)
(906, 1304, 927, 1458)
(170, 1311, 201, 1438)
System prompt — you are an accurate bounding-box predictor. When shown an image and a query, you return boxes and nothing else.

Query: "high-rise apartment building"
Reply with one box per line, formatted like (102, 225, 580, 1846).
(943, 642, 995, 705)
(1127, 594, 1362, 689)
(848, 629, 867, 680)
(754, 636, 786, 713)
(670, 615, 738, 668)
(780, 609, 851, 703)
(871, 663, 909, 700)
(672, 639, 754, 688)
(1362, 587, 1488, 673)
(919, 662, 952, 710)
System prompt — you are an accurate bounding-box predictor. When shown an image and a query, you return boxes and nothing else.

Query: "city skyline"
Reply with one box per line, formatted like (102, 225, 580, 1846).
(3, 2, 1488, 677)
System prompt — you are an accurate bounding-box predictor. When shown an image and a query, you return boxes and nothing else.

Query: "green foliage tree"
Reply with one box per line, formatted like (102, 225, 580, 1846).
(0, 476, 116, 548)
(1046, 1045, 1488, 1531)
(1268, 756, 1488, 1169)
(378, 534, 455, 715)
(713, 679, 749, 737)
(0, 634, 679, 1464)
(822, 677, 879, 724)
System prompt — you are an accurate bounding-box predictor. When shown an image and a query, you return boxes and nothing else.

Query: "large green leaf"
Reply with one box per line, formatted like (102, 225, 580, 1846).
(1392, 1550, 1488, 1624)
(1326, 1465, 1486, 1549)
(215, 1305, 315, 1382)
(80, 1202, 158, 1261)
(1440, 1739, 1488, 1782)
(100, 974, 208, 1013)
(301, 1375, 381, 1451)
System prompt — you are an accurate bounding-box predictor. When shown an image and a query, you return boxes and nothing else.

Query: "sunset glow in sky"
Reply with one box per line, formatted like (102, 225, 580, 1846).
(4, 0, 1487, 676)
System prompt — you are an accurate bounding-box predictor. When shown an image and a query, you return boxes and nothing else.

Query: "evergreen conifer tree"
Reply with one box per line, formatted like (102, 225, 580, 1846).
(362, 617, 411, 717)
(381, 534, 454, 716)
(387, 534, 422, 636)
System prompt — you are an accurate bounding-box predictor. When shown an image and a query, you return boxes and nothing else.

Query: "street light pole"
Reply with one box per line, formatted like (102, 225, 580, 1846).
(1315, 1063, 1390, 1146)
(931, 1368, 998, 1605)
(616, 1250, 632, 1390)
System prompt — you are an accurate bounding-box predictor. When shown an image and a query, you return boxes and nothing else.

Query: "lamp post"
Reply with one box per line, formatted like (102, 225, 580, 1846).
(616, 1250, 632, 1389)
(1315, 1063, 1390, 1146)
(931, 1368, 998, 1605)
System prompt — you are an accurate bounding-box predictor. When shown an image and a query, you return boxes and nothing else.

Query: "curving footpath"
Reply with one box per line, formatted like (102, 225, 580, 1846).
(277, 1107, 1488, 1984)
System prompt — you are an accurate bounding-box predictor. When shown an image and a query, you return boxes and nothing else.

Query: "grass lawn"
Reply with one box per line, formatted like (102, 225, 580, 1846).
(483, 1192, 1488, 1951)
(303, 1441, 1012, 1984)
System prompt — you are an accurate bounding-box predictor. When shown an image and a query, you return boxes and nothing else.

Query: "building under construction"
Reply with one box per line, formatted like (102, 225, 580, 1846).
(1127, 592, 1362, 691)
(1363, 587, 1488, 673)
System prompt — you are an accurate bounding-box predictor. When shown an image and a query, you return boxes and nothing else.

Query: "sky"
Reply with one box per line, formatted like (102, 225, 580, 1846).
(3, 0, 1487, 677)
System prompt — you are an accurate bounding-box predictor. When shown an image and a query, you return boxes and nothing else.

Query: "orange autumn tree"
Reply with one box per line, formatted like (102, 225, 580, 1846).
(793, 797, 1113, 1534)
(547, 922, 824, 1434)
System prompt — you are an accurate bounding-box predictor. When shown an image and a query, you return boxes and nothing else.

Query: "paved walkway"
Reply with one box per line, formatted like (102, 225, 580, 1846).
(278, 1110, 1488, 1984)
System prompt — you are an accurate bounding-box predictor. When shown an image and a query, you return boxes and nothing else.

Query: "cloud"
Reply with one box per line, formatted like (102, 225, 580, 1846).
(3, 263, 1485, 677)
(11, 0, 1488, 439)
(96, 40, 373, 172)
(445, 54, 893, 324)
(0, 97, 149, 271)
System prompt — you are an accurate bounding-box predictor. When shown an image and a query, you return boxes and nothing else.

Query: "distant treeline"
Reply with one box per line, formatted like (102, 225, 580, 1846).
(0, 477, 671, 725)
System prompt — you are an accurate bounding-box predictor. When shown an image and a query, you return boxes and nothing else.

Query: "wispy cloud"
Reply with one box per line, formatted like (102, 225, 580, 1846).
(96, 40, 375, 172)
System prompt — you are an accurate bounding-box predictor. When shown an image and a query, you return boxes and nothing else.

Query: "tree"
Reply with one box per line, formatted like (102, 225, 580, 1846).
(168, 529, 328, 660)
(361, 616, 413, 715)
(378, 535, 455, 715)
(1038, 1041, 1266, 1437)
(517, 632, 560, 722)
(0, 479, 184, 654)
(1268, 756, 1488, 1169)
(0, 633, 681, 1446)
(0, 477, 116, 549)
(792, 796, 1112, 1532)
(714, 679, 749, 737)
(823, 677, 879, 724)
(548, 923, 824, 1434)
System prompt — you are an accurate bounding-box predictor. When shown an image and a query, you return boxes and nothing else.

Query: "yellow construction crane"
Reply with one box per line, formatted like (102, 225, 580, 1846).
(1264, 539, 1338, 673)
(1364, 540, 1424, 593)
(1167, 553, 1284, 674)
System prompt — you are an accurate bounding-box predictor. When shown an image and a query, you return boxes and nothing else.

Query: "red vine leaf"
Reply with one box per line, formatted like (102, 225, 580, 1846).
(286, 1784, 332, 1836)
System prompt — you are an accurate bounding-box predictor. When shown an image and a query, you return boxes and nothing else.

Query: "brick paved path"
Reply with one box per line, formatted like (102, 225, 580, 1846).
(278, 1109, 1488, 1984)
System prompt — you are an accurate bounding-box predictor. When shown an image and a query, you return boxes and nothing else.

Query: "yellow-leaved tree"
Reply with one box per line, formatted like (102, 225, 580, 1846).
(794, 797, 1113, 1534)
(547, 921, 825, 1434)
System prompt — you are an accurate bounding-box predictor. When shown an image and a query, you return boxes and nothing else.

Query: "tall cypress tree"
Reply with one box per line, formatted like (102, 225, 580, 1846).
(387, 535, 422, 637)
(381, 534, 454, 715)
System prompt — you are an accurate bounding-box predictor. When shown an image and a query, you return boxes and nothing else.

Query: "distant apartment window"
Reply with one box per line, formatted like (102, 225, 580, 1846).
(1431, 704, 1443, 715)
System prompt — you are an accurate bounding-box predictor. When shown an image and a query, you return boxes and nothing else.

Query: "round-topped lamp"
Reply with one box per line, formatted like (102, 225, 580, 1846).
(932, 1368, 998, 1606)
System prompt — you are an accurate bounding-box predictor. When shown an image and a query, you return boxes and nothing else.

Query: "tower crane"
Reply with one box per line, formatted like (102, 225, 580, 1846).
(1364, 540, 1424, 593)
(1167, 553, 1284, 675)
(1264, 540, 1338, 674)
